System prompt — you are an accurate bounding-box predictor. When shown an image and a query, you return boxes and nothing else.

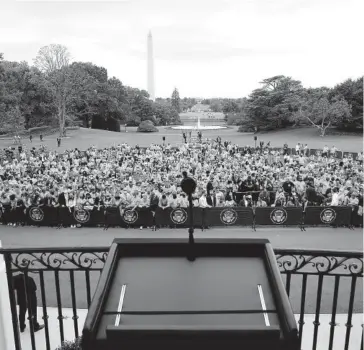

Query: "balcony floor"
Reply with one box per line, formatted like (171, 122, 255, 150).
(17, 307, 363, 350)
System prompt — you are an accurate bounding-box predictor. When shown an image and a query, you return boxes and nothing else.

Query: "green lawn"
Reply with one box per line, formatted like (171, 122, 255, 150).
(0, 126, 362, 152)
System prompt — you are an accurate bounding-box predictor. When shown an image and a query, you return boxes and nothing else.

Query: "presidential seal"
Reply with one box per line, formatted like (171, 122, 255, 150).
(29, 207, 44, 222)
(74, 208, 90, 223)
(270, 208, 287, 224)
(170, 208, 188, 225)
(122, 209, 138, 224)
(220, 208, 238, 225)
(320, 208, 336, 224)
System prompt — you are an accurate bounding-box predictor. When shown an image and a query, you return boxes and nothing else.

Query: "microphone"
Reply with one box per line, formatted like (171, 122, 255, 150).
(180, 175, 197, 262)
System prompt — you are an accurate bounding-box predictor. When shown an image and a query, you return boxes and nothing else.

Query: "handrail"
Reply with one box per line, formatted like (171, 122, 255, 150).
(0, 247, 362, 256)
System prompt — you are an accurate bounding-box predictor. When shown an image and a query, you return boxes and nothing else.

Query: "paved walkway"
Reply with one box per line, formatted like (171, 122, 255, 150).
(1, 225, 362, 251)
(18, 307, 363, 350)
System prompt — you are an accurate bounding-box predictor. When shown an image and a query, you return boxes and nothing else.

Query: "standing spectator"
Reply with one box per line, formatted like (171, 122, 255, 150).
(29, 134, 33, 143)
(300, 143, 304, 156)
(283, 142, 289, 155)
(13, 273, 45, 333)
(282, 176, 295, 195)
(40, 134, 43, 142)
(206, 189, 217, 207)
(304, 144, 308, 156)
(199, 191, 211, 229)
(259, 185, 270, 206)
(256, 197, 267, 207)
(57, 137, 61, 147)
(347, 192, 359, 210)
(330, 145, 338, 158)
(322, 145, 329, 157)
(295, 143, 300, 155)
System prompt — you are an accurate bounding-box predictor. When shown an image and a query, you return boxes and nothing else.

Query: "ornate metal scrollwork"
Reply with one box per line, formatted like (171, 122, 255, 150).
(9, 251, 109, 271)
(275, 253, 363, 276)
(6, 249, 363, 277)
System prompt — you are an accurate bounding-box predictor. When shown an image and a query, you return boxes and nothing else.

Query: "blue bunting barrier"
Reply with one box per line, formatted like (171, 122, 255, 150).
(254, 207, 303, 226)
(303, 206, 353, 226)
(0, 205, 355, 227)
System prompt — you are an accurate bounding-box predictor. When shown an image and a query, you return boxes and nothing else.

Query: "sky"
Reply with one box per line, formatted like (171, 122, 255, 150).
(1, 0, 363, 98)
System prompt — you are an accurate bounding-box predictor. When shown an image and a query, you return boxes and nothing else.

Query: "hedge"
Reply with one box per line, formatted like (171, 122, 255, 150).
(137, 120, 158, 132)
(55, 337, 82, 350)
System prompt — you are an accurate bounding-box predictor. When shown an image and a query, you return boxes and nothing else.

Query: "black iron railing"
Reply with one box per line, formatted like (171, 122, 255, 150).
(0, 247, 362, 350)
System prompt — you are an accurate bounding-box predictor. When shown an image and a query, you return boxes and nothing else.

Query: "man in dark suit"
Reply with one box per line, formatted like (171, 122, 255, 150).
(206, 190, 217, 207)
(13, 273, 44, 333)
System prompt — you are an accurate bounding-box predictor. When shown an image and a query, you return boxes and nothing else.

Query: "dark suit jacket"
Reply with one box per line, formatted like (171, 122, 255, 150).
(13, 274, 37, 306)
(206, 195, 217, 207)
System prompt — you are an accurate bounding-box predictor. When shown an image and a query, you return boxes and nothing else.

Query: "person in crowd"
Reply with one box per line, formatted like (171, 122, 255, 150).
(295, 143, 301, 155)
(256, 197, 267, 207)
(303, 144, 308, 156)
(283, 142, 289, 155)
(330, 145, 338, 157)
(322, 145, 329, 157)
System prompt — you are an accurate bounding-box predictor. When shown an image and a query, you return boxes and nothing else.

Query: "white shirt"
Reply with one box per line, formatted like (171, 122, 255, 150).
(331, 193, 339, 206)
(199, 196, 210, 208)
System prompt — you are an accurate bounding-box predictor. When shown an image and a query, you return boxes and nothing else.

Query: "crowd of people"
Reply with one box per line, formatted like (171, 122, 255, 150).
(0, 137, 362, 227)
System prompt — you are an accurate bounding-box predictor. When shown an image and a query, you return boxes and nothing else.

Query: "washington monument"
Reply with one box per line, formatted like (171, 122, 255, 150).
(147, 30, 155, 101)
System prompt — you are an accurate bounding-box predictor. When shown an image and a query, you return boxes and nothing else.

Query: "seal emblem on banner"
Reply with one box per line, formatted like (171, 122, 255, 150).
(320, 208, 336, 224)
(220, 208, 238, 225)
(270, 208, 287, 224)
(122, 209, 138, 224)
(170, 208, 188, 224)
(29, 207, 44, 222)
(74, 208, 90, 223)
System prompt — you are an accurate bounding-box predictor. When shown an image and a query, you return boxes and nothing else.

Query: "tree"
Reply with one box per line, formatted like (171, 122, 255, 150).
(21, 66, 57, 128)
(210, 102, 223, 112)
(33, 44, 71, 74)
(33, 44, 73, 136)
(245, 76, 303, 130)
(330, 77, 363, 130)
(292, 94, 352, 136)
(0, 60, 29, 134)
(222, 100, 240, 114)
(171, 88, 181, 113)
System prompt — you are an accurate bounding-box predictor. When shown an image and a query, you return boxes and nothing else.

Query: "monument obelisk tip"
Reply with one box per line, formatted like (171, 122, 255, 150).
(147, 31, 155, 101)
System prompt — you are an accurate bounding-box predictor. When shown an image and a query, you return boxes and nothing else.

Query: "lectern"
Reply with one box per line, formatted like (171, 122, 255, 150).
(83, 238, 299, 350)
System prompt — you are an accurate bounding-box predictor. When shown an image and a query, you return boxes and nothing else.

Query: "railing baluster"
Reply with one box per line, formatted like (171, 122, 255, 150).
(312, 274, 324, 350)
(328, 276, 340, 350)
(39, 271, 51, 350)
(0, 248, 362, 350)
(69, 270, 79, 338)
(23, 269, 36, 350)
(54, 270, 65, 344)
(298, 274, 307, 348)
(344, 276, 357, 350)
(4, 253, 22, 350)
(85, 270, 92, 308)
(285, 273, 291, 297)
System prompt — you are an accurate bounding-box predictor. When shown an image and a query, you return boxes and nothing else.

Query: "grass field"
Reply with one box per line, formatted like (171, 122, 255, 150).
(0, 126, 362, 152)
